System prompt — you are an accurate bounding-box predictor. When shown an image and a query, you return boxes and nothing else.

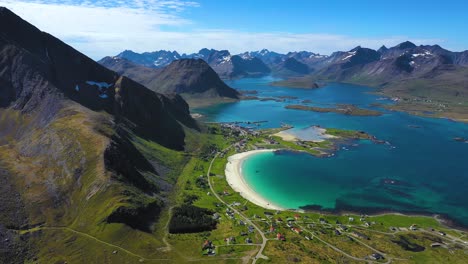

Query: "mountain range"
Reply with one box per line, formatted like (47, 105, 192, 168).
(302, 42, 468, 108)
(110, 42, 468, 119)
(116, 48, 272, 79)
(113, 43, 468, 77)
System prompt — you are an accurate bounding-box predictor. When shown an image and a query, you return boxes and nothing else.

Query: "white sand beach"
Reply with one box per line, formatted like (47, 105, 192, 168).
(225, 149, 285, 211)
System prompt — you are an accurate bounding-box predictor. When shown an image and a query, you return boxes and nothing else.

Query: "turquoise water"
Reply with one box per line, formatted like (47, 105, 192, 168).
(196, 77, 468, 227)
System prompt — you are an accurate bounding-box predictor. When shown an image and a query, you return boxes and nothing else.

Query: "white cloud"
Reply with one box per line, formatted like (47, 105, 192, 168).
(0, 0, 445, 59)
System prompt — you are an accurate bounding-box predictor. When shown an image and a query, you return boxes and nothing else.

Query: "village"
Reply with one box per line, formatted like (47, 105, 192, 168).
(201, 197, 465, 262)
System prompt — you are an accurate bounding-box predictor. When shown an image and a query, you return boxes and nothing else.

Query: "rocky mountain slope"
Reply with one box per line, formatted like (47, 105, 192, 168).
(0, 7, 199, 262)
(99, 56, 239, 105)
(271, 57, 311, 77)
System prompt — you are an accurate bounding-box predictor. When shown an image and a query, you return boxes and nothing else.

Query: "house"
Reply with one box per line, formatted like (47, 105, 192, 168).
(335, 230, 341, 236)
(202, 240, 213, 250)
(410, 224, 418, 231)
(277, 233, 286, 241)
(337, 224, 348, 232)
(292, 228, 302, 234)
(305, 236, 311, 240)
(276, 217, 283, 223)
(240, 231, 247, 236)
(294, 214, 301, 220)
(348, 217, 354, 222)
(224, 237, 236, 244)
(431, 243, 443, 248)
(438, 231, 446, 236)
(319, 218, 328, 224)
(245, 238, 253, 244)
(239, 220, 245, 226)
(269, 225, 275, 232)
(370, 253, 384, 260)
(212, 213, 220, 220)
(351, 231, 370, 240)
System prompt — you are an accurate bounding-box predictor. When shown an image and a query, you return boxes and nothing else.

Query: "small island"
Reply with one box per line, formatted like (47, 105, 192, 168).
(270, 77, 321, 89)
(285, 104, 383, 116)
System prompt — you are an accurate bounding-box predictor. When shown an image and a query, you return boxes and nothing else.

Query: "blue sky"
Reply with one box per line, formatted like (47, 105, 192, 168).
(1, 0, 467, 59)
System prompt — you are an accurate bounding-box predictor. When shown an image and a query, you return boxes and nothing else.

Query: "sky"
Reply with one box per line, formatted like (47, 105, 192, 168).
(1, 0, 467, 60)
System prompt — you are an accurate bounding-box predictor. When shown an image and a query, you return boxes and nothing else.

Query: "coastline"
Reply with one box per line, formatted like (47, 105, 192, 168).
(225, 149, 286, 211)
(224, 150, 468, 231)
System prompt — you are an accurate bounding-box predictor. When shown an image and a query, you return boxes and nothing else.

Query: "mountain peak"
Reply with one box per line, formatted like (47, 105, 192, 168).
(350, 46, 362, 52)
(395, 41, 417, 50)
(378, 45, 388, 53)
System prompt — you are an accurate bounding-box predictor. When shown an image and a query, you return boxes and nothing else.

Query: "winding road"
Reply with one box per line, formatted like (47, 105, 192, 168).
(206, 147, 269, 264)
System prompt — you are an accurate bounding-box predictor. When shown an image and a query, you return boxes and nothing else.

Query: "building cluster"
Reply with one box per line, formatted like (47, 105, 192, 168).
(220, 123, 260, 137)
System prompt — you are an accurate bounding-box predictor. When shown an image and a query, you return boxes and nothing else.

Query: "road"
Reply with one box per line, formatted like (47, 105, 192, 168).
(206, 147, 269, 264)
(18, 226, 170, 262)
(297, 224, 375, 263)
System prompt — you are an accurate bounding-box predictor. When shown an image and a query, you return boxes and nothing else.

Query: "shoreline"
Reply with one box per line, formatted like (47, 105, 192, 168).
(225, 149, 286, 211)
(224, 150, 468, 231)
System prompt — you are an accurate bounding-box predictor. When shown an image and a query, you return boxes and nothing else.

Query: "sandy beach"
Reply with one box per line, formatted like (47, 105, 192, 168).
(274, 126, 337, 142)
(225, 149, 285, 211)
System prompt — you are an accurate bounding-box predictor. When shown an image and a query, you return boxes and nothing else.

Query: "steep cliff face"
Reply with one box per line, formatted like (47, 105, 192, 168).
(0, 7, 198, 261)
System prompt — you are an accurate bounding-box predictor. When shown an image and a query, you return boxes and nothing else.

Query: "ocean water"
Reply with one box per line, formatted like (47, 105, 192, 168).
(196, 77, 468, 227)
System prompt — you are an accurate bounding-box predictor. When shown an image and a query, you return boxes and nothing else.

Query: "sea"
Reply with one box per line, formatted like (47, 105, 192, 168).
(195, 76, 468, 227)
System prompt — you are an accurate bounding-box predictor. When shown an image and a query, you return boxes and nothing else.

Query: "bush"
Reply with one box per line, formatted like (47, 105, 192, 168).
(183, 194, 199, 205)
(169, 204, 217, 234)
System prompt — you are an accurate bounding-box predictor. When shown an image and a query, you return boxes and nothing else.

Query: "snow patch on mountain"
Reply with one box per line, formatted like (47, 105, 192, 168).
(411, 50, 433, 58)
(342, 51, 357, 61)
